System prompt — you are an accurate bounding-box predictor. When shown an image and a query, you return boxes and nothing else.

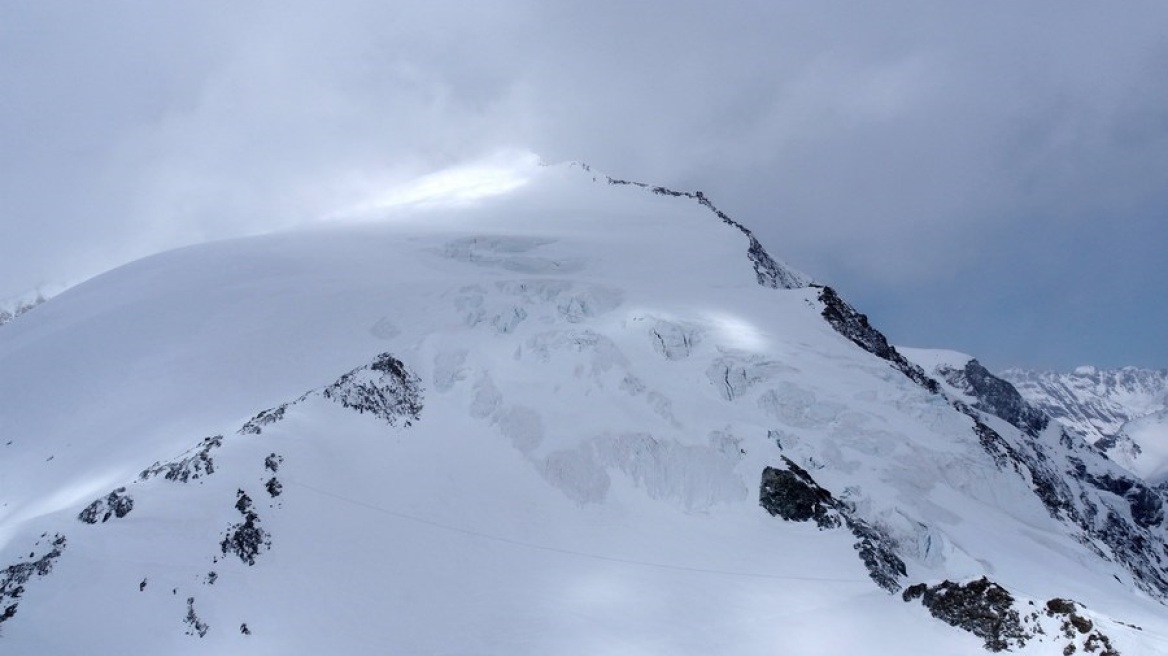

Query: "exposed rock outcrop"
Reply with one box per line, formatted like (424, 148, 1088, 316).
(816, 286, 939, 394)
(940, 359, 1048, 437)
(220, 490, 270, 566)
(760, 458, 905, 593)
(321, 353, 423, 426)
(903, 578, 1028, 652)
(78, 487, 134, 524)
(140, 435, 223, 483)
(0, 534, 66, 630)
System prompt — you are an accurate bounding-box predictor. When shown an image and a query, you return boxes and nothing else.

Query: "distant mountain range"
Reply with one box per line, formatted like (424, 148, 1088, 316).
(1001, 366, 1168, 483)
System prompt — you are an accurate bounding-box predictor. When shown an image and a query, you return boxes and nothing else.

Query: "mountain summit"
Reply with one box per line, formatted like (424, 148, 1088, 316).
(0, 161, 1164, 654)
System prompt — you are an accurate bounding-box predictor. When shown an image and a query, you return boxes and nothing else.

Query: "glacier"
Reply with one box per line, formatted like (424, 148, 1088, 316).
(0, 160, 1165, 654)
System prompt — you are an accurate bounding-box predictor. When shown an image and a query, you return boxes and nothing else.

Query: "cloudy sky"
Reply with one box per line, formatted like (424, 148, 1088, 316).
(3, 1, 1167, 371)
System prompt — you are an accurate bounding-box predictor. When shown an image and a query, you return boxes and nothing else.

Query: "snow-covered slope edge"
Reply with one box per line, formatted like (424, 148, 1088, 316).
(600, 168, 810, 290)
(0, 162, 1165, 653)
(905, 349, 1168, 613)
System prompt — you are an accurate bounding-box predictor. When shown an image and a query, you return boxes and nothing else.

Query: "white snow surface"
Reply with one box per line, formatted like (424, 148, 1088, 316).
(0, 162, 1165, 654)
(1124, 411, 1168, 484)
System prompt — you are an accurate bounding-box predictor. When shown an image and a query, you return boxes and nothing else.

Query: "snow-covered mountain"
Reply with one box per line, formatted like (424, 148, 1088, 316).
(1, 160, 1165, 654)
(1000, 367, 1168, 441)
(1001, 367, 1168, 480)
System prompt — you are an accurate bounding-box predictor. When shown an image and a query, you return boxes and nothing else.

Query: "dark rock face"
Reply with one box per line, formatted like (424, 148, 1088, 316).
(0, 534, 66, 629)
(760, 460, 840, 528)
(239, 405, 288, 436)
(965, 411, 1080, 524)
(816, 286, 940, 394)
(220, 491, 270, 566)
(903, 578, 1028, 652)
(849, 520, 907, 595)
(903, 583, 1124, 655)
(760, 458, 905, 593)
(264, 454, 284, 497)
(1127, 485, 1164, 529)
(184, 597, 209, 638)
(1071, 480, 1168, 597)
(241, 354, 422, 437)
(942, 360, 1048, 437)
(1045, 598, 1120, 656)
(321, 354, 423, 427)
(140, 435, 223, 483)
(78, 487, 134, 524)
(1077, 468, 1165, 529)
(967, 412, 1024, 471)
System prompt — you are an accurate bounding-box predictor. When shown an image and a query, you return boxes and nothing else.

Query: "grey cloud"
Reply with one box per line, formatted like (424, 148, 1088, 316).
(3, 1, 1167, 369)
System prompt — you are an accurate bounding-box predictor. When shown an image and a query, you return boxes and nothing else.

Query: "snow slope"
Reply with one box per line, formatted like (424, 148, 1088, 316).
(0, 285, 64, 328)
(1, 161, 1166, 654)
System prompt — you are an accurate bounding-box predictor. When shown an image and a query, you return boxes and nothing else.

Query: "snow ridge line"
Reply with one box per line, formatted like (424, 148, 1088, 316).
(286, 477, 865, 584)
(600, 173, 809, 290)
